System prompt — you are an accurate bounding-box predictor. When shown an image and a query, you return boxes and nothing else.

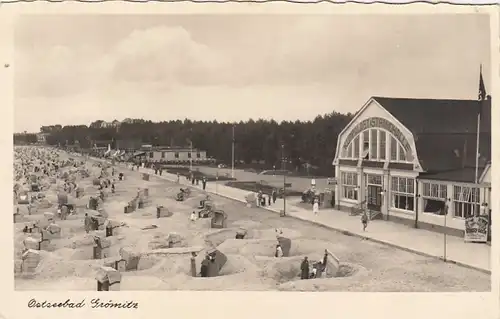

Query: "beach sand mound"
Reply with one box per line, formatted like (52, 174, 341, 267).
(231, 220, 262, 229)
(148, 232, 188, 249)
(216, 237, 328, 258)
(276, 263, 370, 291)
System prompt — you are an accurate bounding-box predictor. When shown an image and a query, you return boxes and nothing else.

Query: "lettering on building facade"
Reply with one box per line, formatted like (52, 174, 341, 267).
(342, 117, 413, 156)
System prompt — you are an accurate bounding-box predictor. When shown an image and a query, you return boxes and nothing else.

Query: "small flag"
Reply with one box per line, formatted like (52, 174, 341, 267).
(478, 65, 486, 102)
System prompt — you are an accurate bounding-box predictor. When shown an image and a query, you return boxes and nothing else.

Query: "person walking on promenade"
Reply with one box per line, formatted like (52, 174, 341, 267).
(361, 211, 368, 231)
(202, 177, 207, 190)
(272, 189, 277, 204)
(313, 198, 319, 216)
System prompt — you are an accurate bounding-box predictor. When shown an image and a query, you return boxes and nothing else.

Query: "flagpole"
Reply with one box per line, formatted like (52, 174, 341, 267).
(189, 128, 193, 173)
(475, 65, 484, 185)
(475, 113, 480, 184)
(475, 64, 485, 217)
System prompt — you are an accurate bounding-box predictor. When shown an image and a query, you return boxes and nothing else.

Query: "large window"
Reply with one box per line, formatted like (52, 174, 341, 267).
(174, 152, 179, 159)
(390, 137, 397, 161)
(453, 185, 480, 219)
(353, 136, 360, 158)
(367, 174, 383, 186)
(188, 152, 192, 159)
(362, 131, 369, 159)
(161, 152, 166, 159)
(341, 172, 358, 200)
(379, 131, 386, 160)
(422, 182, 447, 215)
(391, 177, 415, 212)
(398, 145, 406, 161)
(369, 129, 377, 160)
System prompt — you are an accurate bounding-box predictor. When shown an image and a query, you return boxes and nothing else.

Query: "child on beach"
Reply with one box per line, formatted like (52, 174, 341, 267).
(190, 211, 197, 222)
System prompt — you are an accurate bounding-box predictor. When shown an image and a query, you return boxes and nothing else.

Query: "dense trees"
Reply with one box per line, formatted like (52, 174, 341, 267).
(13, 133, 38, 145)
(36, 111, 353, 174)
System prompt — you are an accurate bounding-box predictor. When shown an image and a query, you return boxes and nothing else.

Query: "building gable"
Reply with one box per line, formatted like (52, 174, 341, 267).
(333, 98, 420, 170)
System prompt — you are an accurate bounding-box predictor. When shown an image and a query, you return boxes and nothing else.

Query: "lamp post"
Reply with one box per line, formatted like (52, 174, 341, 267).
(216, 168, 219, 194)
(189, 140, 193, 173)
(443, 200, 449, 262)
(281, 144, 286, 217)
(231, 125, 235, 179)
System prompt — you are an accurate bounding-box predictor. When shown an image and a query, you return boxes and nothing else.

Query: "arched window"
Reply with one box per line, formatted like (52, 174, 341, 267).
(344, 129, 410, 162)
(369, 129, 377, 160)
(379, 131, 386, 160)
(398, 145, 406, 161)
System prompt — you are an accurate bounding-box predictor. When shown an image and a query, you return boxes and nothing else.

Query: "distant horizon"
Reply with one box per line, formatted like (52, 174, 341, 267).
(14, 14, 491, 132)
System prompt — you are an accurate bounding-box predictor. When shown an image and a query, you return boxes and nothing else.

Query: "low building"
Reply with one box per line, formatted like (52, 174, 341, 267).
(134, 147, 209, 163)
(36, 132, 49, 144)
(332, 96, 491, 238)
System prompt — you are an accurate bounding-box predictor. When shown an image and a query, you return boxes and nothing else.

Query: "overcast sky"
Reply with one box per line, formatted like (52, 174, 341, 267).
(14, 14, 491, 132)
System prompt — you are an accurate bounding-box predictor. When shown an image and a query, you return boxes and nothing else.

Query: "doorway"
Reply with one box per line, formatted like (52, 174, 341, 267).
(367, 185, 382, 211)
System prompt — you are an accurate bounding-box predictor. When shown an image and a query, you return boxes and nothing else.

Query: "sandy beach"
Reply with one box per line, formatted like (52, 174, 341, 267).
(13, 146, 490, 292)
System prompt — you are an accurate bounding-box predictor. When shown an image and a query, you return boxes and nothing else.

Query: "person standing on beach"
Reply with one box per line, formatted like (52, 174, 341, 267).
(200, 255, 210, 277)
(275, 244, 283, 258)
(190, 252, 197, 277)
(84, 213, 92, 233)
(300, 257, 309, 279)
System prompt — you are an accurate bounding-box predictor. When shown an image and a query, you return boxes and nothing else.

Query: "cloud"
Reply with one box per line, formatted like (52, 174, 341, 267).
(108, 26, 228, 87)
(13, 14, 491, 132)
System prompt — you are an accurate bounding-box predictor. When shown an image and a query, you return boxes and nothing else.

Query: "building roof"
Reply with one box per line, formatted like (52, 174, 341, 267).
(419, 168, 485, 184)
(372, 97, 491, 178)
(372, 97, 491, 134)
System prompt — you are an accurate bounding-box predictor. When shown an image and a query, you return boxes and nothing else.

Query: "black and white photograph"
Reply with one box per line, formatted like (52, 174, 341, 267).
(12, 12, 494, 292)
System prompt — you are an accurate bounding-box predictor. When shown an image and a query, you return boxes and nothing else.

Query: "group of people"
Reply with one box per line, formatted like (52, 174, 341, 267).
(199, 251, 219, 277)
(189, 174, 207, 190)
(300, 250, 329, 280)
(256, 189, 278, 207)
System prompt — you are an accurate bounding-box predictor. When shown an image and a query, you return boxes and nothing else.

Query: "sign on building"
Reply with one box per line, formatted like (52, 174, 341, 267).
(464, 215, 489, 243)
(327, 178, 337, 185)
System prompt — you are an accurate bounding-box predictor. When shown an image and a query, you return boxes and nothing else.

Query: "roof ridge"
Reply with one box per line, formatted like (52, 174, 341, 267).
(372, 96, 481, 103)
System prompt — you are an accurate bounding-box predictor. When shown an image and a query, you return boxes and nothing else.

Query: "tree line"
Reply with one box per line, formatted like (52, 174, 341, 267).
(16, 112, 353, 175)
